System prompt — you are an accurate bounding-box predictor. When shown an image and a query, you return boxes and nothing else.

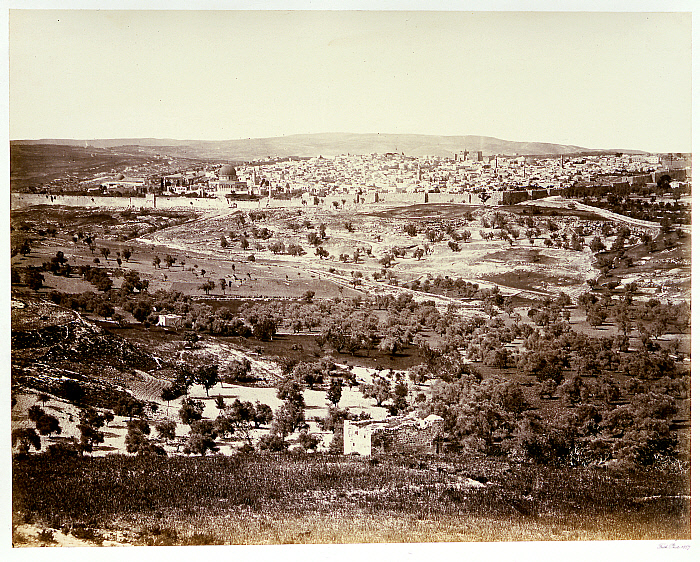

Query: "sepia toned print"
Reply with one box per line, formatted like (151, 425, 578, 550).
(9, 9, 690, 546)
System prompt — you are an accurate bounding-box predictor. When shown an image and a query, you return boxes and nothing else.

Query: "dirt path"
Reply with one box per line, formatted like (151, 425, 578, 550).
(524, 197, 666, 233)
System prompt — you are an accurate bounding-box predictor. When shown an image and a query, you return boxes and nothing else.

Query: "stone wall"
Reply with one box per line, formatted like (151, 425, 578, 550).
(501, 190, 528, 205)
(372, 418, 445, 455)
(345, 416, 445, 456)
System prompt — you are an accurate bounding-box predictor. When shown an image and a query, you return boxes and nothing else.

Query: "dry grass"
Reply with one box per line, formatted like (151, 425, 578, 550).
(13, 453, 690, 545)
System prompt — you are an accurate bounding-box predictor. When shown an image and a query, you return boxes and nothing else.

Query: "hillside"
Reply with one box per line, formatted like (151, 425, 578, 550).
(11, 132, 644, 162)
(9, 143, 170, 192)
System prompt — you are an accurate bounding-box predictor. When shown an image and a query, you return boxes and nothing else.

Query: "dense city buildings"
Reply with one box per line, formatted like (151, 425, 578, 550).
(26, 150, 688, 205)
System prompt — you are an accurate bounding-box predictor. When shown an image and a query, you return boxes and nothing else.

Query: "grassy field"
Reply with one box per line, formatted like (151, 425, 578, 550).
(12, 453, 690, 545)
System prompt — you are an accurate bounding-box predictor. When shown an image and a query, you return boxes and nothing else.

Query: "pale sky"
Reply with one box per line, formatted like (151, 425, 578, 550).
(8, 8, 693, 153)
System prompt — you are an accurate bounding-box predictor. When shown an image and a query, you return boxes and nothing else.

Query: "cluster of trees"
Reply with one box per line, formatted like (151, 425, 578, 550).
(11, 238, 33, 257)
(581, 194, 690, 226)
(407, 275, 481, 299)
(42, 251, 72, 277)
(125, 418, 166, 456)
(411, 337, 685, 468)
(77, 265, 113, 292)
(19, 267, 45, 291)
(26, 404, 62, 437)
(360, 374, 409, 415)
(577, 289, 689, 340)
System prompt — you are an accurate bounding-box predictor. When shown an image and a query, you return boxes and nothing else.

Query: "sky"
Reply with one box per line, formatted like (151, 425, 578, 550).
(7, 7, 693, 153)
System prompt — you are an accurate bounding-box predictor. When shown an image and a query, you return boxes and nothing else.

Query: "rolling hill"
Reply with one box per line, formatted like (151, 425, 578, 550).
(12, 132, 644, 161)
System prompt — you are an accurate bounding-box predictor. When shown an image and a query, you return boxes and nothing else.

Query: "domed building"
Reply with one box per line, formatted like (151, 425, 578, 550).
(218, 164, 238, 181)
(205, 163, 248, 199)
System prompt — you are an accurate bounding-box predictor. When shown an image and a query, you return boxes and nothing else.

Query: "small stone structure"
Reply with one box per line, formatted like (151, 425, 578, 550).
(156, 314, 182, 328)
(343, 414, 445, 457)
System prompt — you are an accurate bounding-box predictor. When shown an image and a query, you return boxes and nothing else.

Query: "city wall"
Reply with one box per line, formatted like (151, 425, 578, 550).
(10, 193, 286, 212)
(11, 190, 506, 212)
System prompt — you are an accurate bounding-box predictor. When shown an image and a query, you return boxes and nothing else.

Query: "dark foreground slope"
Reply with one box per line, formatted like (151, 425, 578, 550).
(13, 452, 689, 545)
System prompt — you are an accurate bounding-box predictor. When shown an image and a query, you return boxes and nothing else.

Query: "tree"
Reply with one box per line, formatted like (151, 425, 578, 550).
(221, 236, 228, 248)
(589, 236, 605, 253)
(216, 399, 258, 444)
(586, 305, 605, 328)
(302, 290, 315, 303)
(152, 255, 161, 269)
(131, 301, 152, 324)
(12, 428, 41, 455)
(179, 398, 205, 425)
(184, 420, 219, 456)
(404, 223, 418, 237)
(35, 412, 62, 436)
(254, 402, 274, 427)
(277, 374, 305, 404)
(298, 430, 320, 451)
(361, 376, 391, 406)
(518, 349, 567, 384)
(258, 433, 287, 452)
(125, 419, 164, 456)
(24, 269, 44, 291)
(378, 335, 403, 356)
(391, 381, 409, 412)
(156, 419, 177, 441)
(122, 248, 132, 262)
(60, 379, 84, 404)
(100, 247, 111, 261)
(194, 364, 220, 397)
(78, 407, 106, 455)
(164, 254, 176, 269)
(199, 280, 216, 295)
(272, 399, 307, 440)
(326, 377, 343, 406)
(252, 315, 277, 341)
(114, 396, 145, 419)
(269, 240, 285, 254)
(221, 357, 254, 384)
(93, 274, 113, 292)
(219, 278, 227, 294)
(538, 379, 558, 400)
(96, 301, 115, 318)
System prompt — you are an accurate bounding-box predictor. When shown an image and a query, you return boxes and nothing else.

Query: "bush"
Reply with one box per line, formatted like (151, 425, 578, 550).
(258, 434, 287, 452)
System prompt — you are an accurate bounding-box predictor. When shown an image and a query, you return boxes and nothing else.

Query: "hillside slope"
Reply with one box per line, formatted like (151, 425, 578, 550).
(12, 132, 644, 161)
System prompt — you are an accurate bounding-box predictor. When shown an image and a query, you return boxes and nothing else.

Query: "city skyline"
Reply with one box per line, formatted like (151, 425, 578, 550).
(9, 9, 692, 154)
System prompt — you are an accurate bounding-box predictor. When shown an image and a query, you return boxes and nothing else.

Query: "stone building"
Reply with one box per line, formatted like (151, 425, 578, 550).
(343, 414, 445, 457)
(206, 164, 249, 197)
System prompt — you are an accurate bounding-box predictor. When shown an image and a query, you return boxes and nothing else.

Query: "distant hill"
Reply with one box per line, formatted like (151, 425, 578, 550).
(11, 132, 646, 161)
